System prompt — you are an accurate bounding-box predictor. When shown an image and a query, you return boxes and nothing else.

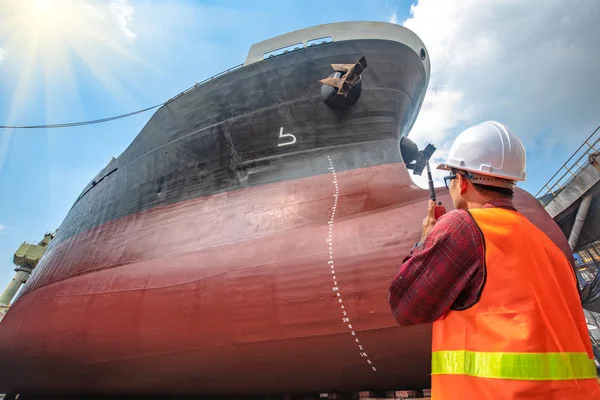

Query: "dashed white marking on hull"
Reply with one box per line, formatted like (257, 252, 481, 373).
(325, 155, 378, 373)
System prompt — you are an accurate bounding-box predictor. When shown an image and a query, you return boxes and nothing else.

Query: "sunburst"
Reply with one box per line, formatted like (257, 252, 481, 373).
(0, 0, 150, 172)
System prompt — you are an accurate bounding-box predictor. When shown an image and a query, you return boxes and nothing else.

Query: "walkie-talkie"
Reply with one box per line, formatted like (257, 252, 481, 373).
(401, 138, 447, 221)
(426, 160, 446, 220)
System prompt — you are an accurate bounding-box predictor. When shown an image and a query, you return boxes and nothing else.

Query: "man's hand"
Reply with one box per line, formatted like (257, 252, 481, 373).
(421, 200, 437, 243)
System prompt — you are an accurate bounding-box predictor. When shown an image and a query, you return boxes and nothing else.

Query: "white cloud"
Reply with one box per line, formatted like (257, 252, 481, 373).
(397, 0, 600, 191)
(109, 0, 136, 40)
(84, 3, 106, 20)
(80, 0, 136, 40)
(79, 0, 137, 39)
(0, 224, 5, 232)
(387, 7, 398, 24)
(0, 48, 4, 64)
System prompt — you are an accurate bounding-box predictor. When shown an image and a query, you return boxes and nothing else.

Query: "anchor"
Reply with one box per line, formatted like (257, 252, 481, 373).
(320, 56, 368, 98)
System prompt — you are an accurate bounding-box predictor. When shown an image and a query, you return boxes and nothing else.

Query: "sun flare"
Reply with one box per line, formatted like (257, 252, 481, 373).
(0, 0, 143, 122)
(11, 0, 92, 43)
(0, 0, 148, 175)
(35, 0, 54, 11)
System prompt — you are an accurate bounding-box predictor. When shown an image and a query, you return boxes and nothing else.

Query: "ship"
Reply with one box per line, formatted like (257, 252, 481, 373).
(0, 21, 574, 398)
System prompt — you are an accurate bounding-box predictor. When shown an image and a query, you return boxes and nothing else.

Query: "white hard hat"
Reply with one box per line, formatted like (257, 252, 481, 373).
(437, 121, 526, 188)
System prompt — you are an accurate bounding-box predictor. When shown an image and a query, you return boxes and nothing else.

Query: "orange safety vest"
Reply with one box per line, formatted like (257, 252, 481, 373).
(431, 207, 600, 399)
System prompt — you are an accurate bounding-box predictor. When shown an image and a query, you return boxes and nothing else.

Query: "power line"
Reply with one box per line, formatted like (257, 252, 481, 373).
(0, 63, 245, 130)
(0, 102, 165, 129)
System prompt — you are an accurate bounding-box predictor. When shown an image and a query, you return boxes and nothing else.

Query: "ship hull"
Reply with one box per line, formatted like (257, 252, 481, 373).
(0, 162, 569, 396)
(0, 163, 433, 395)
(41, 37, 427, 243)
(0, 23, 574, 396)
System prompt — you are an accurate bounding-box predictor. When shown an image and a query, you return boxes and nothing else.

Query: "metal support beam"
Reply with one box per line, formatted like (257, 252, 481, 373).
(0, 266, 32, 307)
(569, 194, 594, 251)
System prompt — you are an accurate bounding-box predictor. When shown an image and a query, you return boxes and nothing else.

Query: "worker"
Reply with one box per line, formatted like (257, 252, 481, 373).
(388, 121, 600, 399)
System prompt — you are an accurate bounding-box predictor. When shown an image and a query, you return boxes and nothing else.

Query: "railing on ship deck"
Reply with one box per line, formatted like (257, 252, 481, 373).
(162, 63, 244, 105)
(161, 35, 335, 106)
(535, 125, 600, 206)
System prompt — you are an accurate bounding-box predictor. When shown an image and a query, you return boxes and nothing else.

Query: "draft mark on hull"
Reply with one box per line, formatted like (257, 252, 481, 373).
(326, 155, 377, 372)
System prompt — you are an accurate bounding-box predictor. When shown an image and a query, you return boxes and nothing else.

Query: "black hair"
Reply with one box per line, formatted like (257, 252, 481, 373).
(471, 182, 514, 200)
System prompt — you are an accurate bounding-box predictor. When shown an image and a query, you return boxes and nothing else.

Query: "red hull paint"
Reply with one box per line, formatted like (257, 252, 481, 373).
(0, 163, 571, 395)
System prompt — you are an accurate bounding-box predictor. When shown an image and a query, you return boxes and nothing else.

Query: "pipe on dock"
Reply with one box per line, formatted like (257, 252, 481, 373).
(568, 194, 594, 251)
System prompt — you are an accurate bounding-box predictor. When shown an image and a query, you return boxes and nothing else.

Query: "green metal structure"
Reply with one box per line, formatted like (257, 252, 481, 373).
(0, 232, 54, 308)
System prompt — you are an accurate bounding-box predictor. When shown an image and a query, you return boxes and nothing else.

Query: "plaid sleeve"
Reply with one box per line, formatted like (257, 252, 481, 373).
(388, 209, 485, 326)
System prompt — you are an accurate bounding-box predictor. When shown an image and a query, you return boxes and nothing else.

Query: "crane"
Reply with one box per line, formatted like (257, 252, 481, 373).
(0, 232, 55, 312)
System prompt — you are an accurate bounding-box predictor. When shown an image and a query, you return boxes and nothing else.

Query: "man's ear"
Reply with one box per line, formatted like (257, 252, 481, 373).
(459, 174, 469, 195)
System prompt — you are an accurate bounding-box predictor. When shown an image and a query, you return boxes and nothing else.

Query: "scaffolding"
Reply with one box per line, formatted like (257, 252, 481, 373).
(535, 125, 600, 207)
(535, 125, 600, 370)
(575, 240, 600, 370)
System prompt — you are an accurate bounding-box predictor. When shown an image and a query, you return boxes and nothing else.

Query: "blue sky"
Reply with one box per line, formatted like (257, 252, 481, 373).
(0, 0, 599, 294)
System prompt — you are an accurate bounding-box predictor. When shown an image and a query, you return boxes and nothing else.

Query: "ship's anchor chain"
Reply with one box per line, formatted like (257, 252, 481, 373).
(320, 56, 368, 111)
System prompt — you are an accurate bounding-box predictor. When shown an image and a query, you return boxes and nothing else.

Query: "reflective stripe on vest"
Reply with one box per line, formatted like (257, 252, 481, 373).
(432, 350, 598, 380)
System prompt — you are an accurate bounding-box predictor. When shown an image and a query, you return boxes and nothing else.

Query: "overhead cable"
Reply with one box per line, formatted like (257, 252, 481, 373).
(0, 102, 165, 129)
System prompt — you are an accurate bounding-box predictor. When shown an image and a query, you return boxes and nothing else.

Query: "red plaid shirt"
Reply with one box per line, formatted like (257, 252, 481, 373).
(388, 198, 517, 326)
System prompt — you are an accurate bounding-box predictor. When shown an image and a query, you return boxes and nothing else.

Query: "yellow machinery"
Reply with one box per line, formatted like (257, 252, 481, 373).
(0, 232, 54, 308)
